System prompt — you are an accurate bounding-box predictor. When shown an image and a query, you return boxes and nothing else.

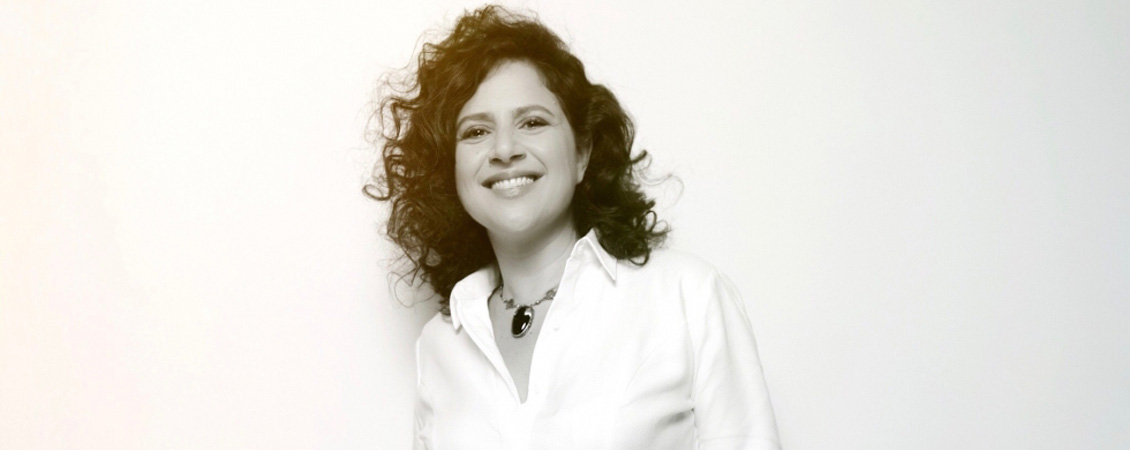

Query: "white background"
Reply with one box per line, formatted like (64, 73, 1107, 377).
(2, 0, 1128, 449)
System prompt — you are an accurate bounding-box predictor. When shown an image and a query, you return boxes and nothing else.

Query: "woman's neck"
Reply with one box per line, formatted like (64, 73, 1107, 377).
(489, 224, 580, 302)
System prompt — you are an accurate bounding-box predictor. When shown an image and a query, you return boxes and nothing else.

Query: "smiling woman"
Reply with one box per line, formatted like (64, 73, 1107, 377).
(366, 5, 779, 449)
(454, 62, 588, 247)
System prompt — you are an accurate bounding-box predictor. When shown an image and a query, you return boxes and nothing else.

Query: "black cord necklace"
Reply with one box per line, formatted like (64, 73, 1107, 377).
(492, 283, 557, 338)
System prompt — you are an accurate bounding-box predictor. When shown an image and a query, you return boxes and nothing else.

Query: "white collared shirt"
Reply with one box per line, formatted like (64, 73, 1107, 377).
(413, 231, 780, 450)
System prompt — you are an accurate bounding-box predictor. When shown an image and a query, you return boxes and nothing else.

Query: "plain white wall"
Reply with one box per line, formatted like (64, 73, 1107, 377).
(2, 0, 1127, 449)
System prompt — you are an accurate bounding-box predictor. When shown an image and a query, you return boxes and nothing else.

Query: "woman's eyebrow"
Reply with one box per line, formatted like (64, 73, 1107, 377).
(456, 112, 493, 129)
(513, 105, 553, 117)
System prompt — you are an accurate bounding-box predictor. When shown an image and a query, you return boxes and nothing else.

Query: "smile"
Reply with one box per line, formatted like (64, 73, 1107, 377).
(490, 176, 537, 190)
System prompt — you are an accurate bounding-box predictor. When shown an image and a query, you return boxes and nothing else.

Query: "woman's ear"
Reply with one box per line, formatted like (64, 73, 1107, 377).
(576, 143, 592, 184)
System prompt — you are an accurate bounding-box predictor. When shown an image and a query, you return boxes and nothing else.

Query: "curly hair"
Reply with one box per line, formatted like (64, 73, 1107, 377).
(366, 5, 668, 314)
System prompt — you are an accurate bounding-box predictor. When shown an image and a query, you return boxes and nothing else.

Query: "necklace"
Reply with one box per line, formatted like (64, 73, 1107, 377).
(492, 283, 557, 338)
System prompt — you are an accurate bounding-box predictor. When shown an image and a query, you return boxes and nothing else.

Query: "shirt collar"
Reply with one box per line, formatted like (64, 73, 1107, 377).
(448, 229, 617, 332)
(578, 229, 619, 282)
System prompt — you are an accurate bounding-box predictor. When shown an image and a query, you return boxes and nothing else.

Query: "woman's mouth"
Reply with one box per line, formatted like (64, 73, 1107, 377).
(490, 176, 536, 191)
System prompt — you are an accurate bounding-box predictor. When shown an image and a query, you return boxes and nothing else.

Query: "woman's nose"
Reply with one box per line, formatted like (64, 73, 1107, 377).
(489, 128, 526, 164)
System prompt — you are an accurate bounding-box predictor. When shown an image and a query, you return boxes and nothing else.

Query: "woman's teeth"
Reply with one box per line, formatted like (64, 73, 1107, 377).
(491, 176, 535, 190)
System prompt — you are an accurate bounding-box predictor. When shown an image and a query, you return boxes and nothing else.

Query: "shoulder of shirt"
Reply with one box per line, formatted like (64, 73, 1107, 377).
(618, 246, 727, 282)
(417, 310, 455, 348)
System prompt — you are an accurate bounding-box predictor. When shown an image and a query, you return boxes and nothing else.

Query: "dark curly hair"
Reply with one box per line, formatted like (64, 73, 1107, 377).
(366, 5, 667, 314)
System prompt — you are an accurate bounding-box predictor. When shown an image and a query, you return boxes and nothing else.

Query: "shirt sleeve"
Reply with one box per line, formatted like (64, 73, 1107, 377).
(413, 338, 432, 450)
(688, 269, 781, 450)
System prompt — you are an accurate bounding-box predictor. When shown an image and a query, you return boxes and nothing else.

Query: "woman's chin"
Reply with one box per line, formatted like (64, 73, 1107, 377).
(484, 220, 544, 241)
(482, 215, 574, 245)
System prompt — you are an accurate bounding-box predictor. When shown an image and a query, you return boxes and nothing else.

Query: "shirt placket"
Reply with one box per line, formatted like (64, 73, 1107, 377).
(520, 247, 594, 449)
(455, 292, 529, 450)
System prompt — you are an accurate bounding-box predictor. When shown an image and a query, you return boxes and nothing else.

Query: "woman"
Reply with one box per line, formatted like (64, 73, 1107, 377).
(368, 6, 780, 449)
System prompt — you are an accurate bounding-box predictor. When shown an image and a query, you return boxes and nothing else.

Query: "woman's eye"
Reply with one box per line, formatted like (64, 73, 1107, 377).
(460, 127, 488, 140)
(521, 117, 548, 129)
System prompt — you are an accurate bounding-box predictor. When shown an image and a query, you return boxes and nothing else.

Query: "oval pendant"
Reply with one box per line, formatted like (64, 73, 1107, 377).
(511, 306, 534, 338)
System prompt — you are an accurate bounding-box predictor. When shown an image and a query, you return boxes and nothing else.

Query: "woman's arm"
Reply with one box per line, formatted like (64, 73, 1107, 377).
(688, 269, 782, 450)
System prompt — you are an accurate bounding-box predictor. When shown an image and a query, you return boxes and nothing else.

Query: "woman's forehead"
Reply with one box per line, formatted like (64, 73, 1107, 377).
(458, 61, 562, 119)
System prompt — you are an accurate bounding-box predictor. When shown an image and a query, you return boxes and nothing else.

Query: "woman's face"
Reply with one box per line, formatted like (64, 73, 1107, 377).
(454, 60, 589, 242)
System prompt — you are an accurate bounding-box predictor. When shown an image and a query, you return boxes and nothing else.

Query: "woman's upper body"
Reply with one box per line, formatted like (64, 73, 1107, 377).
(367, 5, 780, 450)
(414, 230, 780, 450)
